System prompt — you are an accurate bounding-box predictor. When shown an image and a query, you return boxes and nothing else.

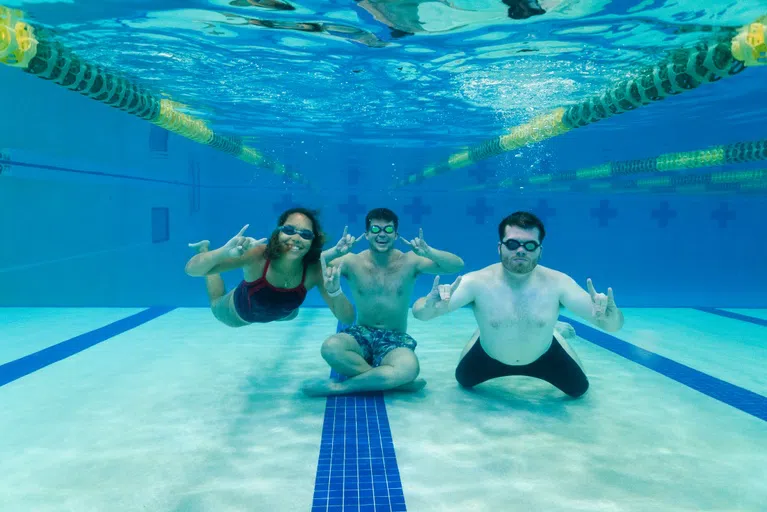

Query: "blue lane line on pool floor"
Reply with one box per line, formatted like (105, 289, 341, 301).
(0, 307, 174, 388)
(561, 316, 767, 422)
(311, 322, 406, 512)
(693, 307, 767, 327)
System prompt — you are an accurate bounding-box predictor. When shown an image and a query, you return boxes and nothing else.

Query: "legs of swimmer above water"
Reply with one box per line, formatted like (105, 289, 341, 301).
(302, 333, 425, 396)
(503, 0, 546, 19)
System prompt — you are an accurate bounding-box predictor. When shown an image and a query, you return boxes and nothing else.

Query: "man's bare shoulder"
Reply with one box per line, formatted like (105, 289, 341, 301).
(536, 265, 576, 287)
(402, 248, 430, 267)
(336, 249, 367, 265)
(468, 263, 500, 280)
(455, 264, 498, 290)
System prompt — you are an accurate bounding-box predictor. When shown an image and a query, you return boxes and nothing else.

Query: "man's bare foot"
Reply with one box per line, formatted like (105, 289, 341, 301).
(300, 377, 427, 397)
(555, 321, 576, 339)
(393, 378, 427, 393)
(301, 378, 342, 397)
(189, 240, 210, 253)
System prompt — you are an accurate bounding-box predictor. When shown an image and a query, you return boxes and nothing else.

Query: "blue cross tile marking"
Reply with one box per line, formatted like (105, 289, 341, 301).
(711, 202, 736, 228)
(532, 199, 556, 223)
(273, 193, 296, 214)
(467, 197, 494, 225)
(347, 168, 361, 186)
(651, 201, 677, 228)
(694, 308, 767, 327)
(0, 308, 175, 388)
(591, 200, 617, 227)
(404, 197, 432, 224)
(339, 195, 367, 224)
(561, 316, 767, 422)
(312, 322, 408, 511)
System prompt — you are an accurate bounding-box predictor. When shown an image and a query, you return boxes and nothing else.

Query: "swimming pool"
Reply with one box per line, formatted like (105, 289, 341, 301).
(1, 307, 765, 510)
(1, 0, 766, 510)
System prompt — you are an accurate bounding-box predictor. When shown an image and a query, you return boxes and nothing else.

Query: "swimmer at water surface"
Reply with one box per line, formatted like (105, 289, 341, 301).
(355, 0, 546, 38)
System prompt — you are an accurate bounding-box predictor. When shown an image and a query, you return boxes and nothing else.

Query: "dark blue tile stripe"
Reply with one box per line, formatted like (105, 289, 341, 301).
(0, 158, 295, 190)
(0, 159, 193, 186)
(561, 316, 767, 422)
(693, 307, 767, 327)
(0, 307, 174, 388)
(312, 322, 407, 512)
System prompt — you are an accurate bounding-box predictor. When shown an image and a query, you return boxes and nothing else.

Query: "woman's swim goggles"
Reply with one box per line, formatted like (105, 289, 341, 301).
(279, 225, 315, 240)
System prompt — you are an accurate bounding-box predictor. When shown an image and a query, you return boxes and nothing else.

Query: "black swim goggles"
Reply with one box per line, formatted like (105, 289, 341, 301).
(501, 238, 541, 251)
(369, 225, 395, 234)
(278, 225, 315, 240)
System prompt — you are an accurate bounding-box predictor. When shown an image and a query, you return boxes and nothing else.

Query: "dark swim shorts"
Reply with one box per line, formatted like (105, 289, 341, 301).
(455, 336, 589, 398)
(342, 325, 418, 367)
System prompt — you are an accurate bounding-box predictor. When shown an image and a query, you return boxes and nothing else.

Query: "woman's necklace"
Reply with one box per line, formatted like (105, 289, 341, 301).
(283, 272, 301, 288)
(272, 262, 299, 288)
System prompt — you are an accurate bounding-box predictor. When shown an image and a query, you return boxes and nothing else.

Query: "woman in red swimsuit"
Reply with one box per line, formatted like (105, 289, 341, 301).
(185, 207, 355, 326)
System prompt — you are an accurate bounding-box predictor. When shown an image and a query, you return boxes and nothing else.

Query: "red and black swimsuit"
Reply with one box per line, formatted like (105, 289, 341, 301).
(233, 259, 308, 323)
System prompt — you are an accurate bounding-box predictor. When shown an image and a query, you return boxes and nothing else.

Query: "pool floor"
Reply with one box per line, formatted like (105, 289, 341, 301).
(0, 307, 765, 511)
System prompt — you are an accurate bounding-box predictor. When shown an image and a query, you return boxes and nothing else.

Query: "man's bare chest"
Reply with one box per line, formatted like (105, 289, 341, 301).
(350, 261, 413, 297)
(476, 285, 560, 330)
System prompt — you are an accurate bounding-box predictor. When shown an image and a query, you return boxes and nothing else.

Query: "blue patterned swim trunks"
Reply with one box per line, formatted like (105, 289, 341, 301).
(342, 325, 418, 367)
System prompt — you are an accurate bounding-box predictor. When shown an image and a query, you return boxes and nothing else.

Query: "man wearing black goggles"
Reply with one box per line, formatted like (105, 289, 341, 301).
(413, 211, 624, 400)
(500, 239, 541, 252)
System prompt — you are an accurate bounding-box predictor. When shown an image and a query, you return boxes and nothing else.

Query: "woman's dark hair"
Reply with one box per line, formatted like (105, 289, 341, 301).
(497, 211, 546, 243)
(264, 207, 325, 263)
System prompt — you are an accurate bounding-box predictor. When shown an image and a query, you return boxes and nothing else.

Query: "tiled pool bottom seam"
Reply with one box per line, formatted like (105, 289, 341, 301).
(311, 322, 406, 512)
(561, 315, 767, 422)
(0, 307, 174, 388)
(694, 307, 767, 327)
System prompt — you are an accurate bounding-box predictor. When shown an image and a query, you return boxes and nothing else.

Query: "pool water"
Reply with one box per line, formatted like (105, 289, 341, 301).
(1, 0, 766, 510)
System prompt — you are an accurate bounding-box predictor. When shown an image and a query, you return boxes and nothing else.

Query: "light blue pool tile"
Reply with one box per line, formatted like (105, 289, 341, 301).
(0, 307, 144, 365)
(592, 308, 767, 396)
